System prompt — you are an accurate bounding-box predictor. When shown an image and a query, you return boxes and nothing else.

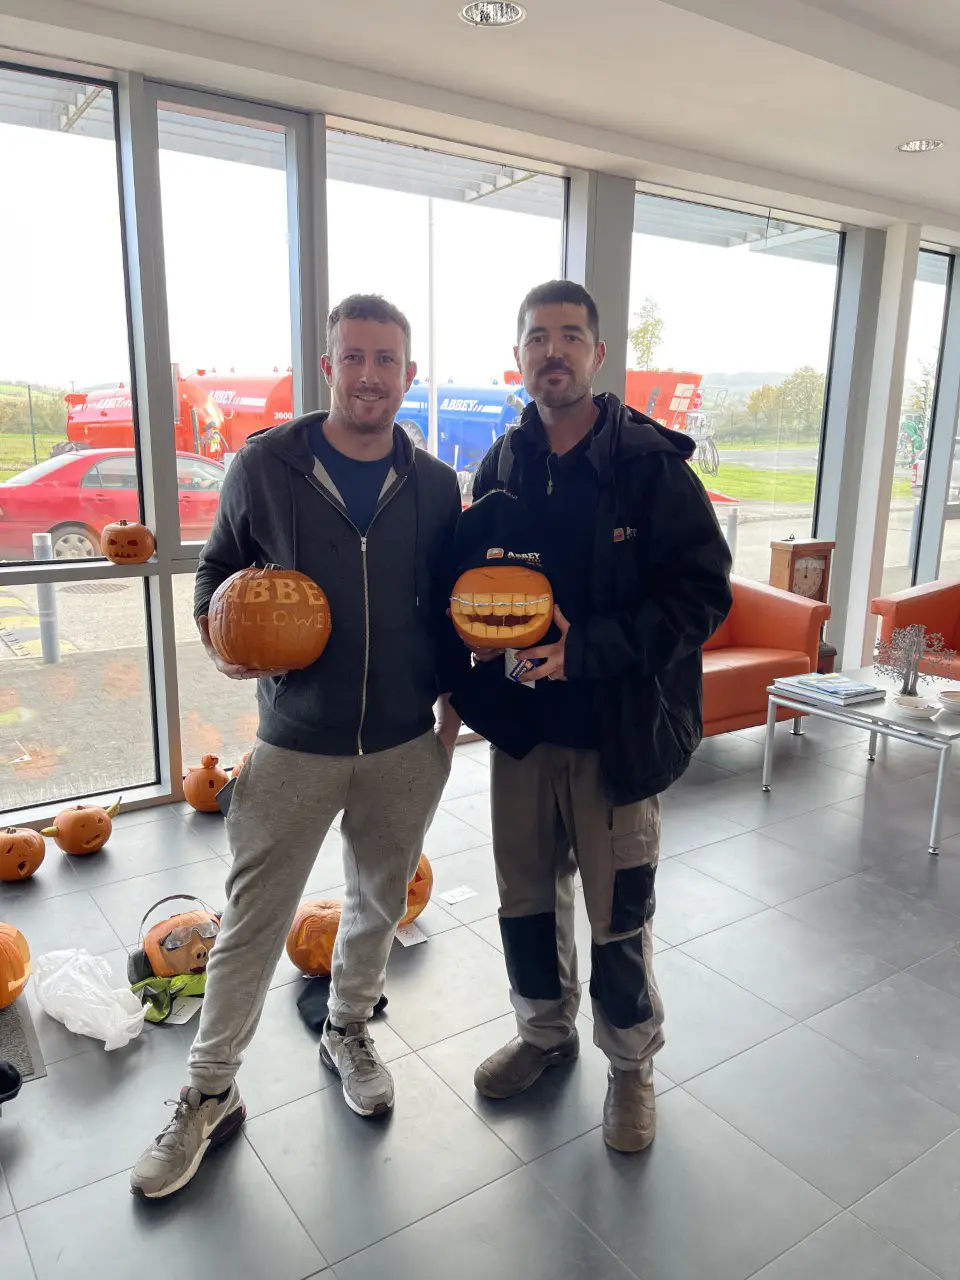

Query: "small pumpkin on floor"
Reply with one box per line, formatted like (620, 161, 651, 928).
(0, 827, 45, 881)
(0, 922, 30, 1010)
(127, 894, 222, 986)
(41, 798, 120, 855)
(286, 899, 341, 978)
(399, 853, 433, 927)
(231, 750, 251, 779)
(183, 755, 229, 812)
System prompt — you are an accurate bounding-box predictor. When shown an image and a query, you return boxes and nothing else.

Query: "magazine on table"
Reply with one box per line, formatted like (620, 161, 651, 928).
(773, 673, 887, 706)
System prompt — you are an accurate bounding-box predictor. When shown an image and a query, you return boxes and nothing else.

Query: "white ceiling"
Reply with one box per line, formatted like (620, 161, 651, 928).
(3, 0, 960, 239)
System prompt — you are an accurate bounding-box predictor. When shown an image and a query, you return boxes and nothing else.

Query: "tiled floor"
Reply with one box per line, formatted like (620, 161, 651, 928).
(3, 720, 960, 1278)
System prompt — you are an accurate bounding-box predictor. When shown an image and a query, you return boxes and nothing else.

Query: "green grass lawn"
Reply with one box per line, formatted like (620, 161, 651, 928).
(0, 430, 68, 481)
(707, 463, 913, 504)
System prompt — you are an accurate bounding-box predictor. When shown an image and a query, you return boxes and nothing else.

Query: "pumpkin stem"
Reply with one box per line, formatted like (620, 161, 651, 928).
(200, 754, 219, 768)
(105, 796, 122, 818)
(40, 826, 57, 836)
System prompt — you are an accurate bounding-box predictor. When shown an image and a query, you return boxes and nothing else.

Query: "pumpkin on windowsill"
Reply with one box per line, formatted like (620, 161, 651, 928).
(0, 827, 45, 881)
(184, 755, 229, 813)
(42, 798, 120, 855)
(101, 519, 156, 564)
(0, 923, 30, 1010)
(207, 565, 331, 671)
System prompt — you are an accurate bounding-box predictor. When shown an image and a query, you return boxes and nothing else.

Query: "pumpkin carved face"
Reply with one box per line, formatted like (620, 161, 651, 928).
(42, 799, 120, 855)
(450, 565, 553, 650)
(399, 854, 433, 927)
(0, 923, 30, 1009)
(0, 827, 45, 881)
(183, 755, 229, 812)
(208, 566, 331, 671)
(101, 519, 156, 564)
(286, 899, 341, 977)
(144, 908, 220, 978)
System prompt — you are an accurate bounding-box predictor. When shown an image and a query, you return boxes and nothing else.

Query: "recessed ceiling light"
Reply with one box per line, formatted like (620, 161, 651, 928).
(897, 139, 944, 153)
(459, 2, 526, 27)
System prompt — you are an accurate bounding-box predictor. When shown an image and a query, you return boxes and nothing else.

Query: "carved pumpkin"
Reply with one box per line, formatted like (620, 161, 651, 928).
(286, 899, 341, 977)
(101, 519, 156, 564)
(400, 853, 433, 927)
(143, 907, 221, 979)
(184, 755, 229, 812)
(231, 751, 251, 779)
(450, 565, 553, 650)
(0, 923, 30, 1009)
(42, 798, 120, 855)
(207, 565, 331, 671)
(0, 827, 45, 881)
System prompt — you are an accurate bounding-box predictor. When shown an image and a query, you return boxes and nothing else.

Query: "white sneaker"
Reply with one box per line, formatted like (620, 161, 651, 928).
(320, 1019, 395, 1116)
(130, 1083, 245, 1199)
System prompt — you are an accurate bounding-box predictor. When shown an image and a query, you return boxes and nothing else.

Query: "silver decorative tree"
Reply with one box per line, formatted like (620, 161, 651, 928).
(874, 625, 957, 696)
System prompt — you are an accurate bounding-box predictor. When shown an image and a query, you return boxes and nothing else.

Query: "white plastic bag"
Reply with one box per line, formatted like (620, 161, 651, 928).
(34, 949, 145, 1050)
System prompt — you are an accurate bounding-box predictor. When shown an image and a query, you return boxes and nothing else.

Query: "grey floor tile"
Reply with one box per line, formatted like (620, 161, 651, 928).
(19, 1135, 325, 1280)
(455, 739, 490, 766)
(651, 859, 765, 946)
(662, 756, 736, 799)
(865, 846, 960, 917)
(380, 925, 511, 1049)
(238, 981, 410, 1120)
(693, 760, 865, 829)
(302, 827, 350, 897)
(737, 718, 869, 752)
(420, 1012, 672, 1162)
(0, 1159, 13, 1218)
(692, 734, 766, 774)
(428, 844, 499, 923)
(679, 830, 853, 906)
(441, 754, 495, 801)
(687, 1024, 957, 1206)
(334, 1165, 635, 1280)
(245, 1053, 519, 1263)
(681, 910, 895, 1020)
(533, 1087, 837, 1280)
(658, 804, 750, 858)
(468, 914, 503, 952)
(758, 806, 889, 871)
(0, 887, 121, 958)
(422, 807, 491, 858)
(90, 858, 229, 947)
(752, 1213, 939, 1279)
(398, 898, 461, 938)
(908, 944, 960, 999)
(0, 1015, 196, 1209)
(809, 973, 960, 1115)
(835, 775, 960, 847)
(853, 1129, 960, 1279)
(175, 808, 231, 855)
(778, 873, 960, 968)
(440, 791, 493, 837)
(23, 947, 133, 1067)
(817, 740, 939, 785)
(654, 949, 793, 1083)
(0, 1215, 35, 1280)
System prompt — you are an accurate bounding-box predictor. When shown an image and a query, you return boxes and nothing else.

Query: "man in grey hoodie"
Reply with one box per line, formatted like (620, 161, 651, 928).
(132, 295, 465, 1200)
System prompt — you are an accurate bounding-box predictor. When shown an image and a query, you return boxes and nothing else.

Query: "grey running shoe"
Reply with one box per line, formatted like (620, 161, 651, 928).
(320, 1020, 395, 1116)
(130, 1083, 245, 1199)
(603, 1060, 656, 1153)
(474, 1030, 580, 1099)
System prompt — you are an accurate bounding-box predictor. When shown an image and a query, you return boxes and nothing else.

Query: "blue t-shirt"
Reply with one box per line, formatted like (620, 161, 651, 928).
(310, 424, 394, 535)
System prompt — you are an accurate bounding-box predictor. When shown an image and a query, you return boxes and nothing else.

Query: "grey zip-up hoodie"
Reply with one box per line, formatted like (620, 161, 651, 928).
(194, 414, 468, 757)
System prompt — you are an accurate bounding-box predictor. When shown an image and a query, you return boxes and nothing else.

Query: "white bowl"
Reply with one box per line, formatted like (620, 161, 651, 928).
(893, 695, 939, 720)
(938, 688, 960, 715)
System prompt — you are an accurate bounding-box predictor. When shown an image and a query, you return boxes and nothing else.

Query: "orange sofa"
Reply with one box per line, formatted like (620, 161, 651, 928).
(871, 579, 960, 680)
(703, 576, 831, 736)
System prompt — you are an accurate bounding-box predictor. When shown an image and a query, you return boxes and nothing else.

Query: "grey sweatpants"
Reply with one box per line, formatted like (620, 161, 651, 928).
(188, 730, 450, 1095)
(490, 743, 664, 1072)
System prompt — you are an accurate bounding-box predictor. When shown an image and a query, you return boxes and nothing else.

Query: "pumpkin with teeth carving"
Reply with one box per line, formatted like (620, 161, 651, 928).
(450, 565, 553, 650)
(101, 519, 156, 563)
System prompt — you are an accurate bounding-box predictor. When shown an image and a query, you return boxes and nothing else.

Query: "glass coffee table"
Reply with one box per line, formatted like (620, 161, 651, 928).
(762, 667, 960, 855)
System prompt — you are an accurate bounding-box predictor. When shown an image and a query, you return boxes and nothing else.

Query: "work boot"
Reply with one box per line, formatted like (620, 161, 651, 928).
(603, 1060, 656, 1152)
(474, 1029, 580, 1099)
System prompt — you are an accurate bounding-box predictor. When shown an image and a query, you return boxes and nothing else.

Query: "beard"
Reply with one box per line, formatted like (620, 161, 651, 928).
(337, 398, 396, 436)
(533, 369, 592, 410)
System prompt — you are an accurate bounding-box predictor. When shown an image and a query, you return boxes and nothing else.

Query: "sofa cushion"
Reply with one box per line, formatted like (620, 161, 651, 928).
(703, 646, 810, 724)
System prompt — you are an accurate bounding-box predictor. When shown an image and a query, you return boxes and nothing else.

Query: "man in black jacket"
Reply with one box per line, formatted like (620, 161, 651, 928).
(132, 295, 465, 1200)
(454, 281, 731, 1152)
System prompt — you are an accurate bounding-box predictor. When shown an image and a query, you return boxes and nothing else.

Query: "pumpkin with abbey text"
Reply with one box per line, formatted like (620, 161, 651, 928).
(101, 519, 156, 564)
(0, 827, 45, 881)
(184, 755, 229, 812)
(0, 923, 30, 1009)
(399, 853, 433, 927)
(42, 799, 120, 855)
(450, 565, 553, 650)
(207, 565, 331, 670)
(286, 899, 341, 977)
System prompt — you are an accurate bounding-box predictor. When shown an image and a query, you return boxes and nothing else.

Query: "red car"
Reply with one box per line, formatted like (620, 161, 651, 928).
(0, 449, 224, 561)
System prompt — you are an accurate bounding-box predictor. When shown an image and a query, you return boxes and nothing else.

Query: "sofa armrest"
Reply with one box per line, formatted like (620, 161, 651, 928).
(731, 576, 830, 669)
(871, 580, 960, 644)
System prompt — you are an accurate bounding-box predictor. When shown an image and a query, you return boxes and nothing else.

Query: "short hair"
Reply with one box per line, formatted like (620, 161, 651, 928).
(326, 294, 412, 363)
(517, 280, 600, 344)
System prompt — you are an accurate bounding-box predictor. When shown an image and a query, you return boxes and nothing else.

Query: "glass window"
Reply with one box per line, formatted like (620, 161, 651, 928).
(0, 578, 156, 811)
(629, 191, 841, 582)
(87, 455, 138, 490)
(0, 67, 136, 560)
(937, 433, 960, 581)
(881, 250, 950, 593)
(327, 130, 565, 489)
(156, 104, 293, 541)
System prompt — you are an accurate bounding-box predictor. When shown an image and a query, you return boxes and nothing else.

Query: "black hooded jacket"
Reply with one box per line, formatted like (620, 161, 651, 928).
(450, 393, 733, 804)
